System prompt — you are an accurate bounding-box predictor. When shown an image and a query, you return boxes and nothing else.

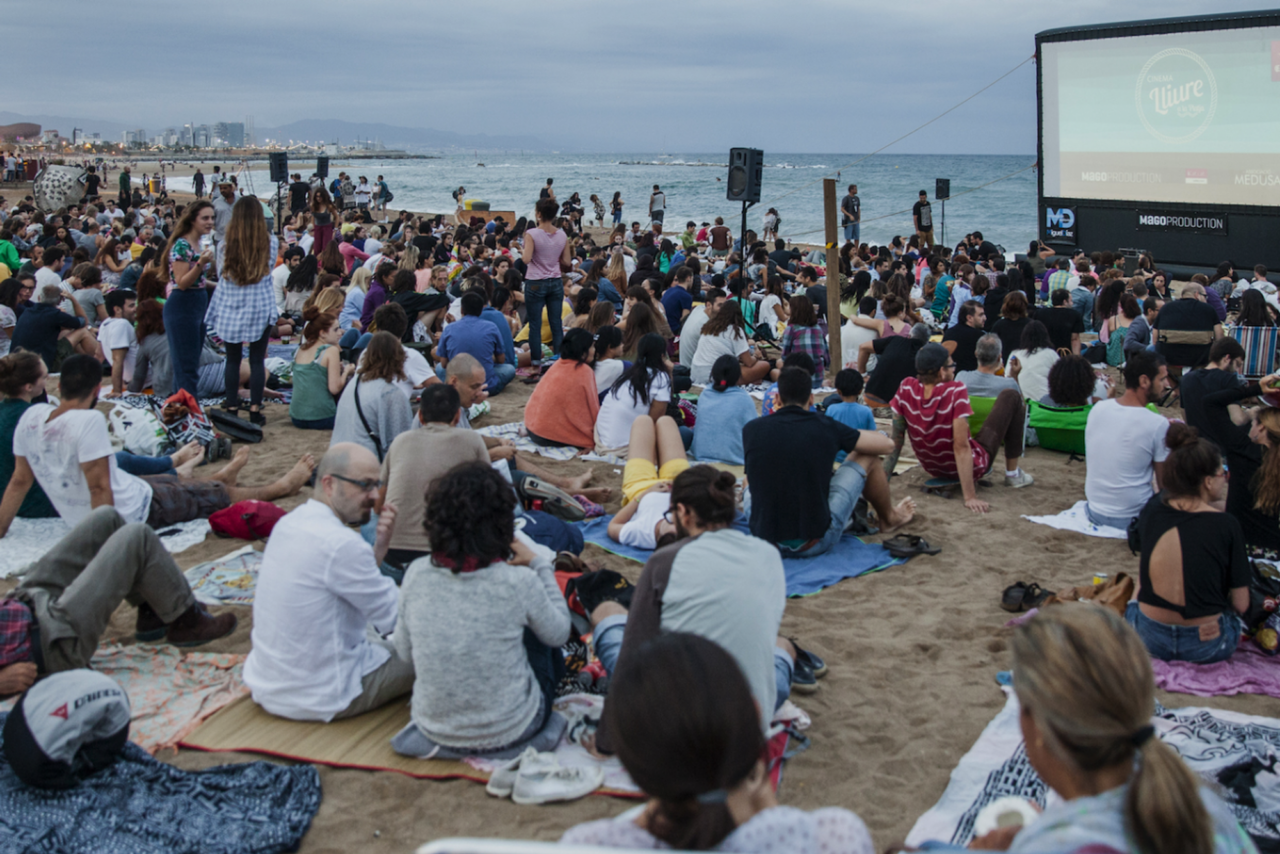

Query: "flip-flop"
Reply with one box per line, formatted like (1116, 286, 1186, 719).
(882, 534, 942, 558)
(1001, 581, 1029, 613)
(1023, 583, 1052, 609)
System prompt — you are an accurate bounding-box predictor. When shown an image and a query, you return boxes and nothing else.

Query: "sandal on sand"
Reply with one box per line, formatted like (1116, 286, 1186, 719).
(1022, 583, 1052, 609)
(882, 534, 942, 559)
(1001, 581, 1030, 613)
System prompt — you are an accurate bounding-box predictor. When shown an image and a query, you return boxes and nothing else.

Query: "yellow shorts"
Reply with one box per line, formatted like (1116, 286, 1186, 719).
(622, 458, 690, 506)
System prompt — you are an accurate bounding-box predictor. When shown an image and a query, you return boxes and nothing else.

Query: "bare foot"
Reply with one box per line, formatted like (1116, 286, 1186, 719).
(578, 487, 612, 503)
(566, 471, 594, 492)
(209, 447, 251, 486)
(263, 389, 284, 400)
(879, 497, 917, 535)
(171, 441, 202, 469)
(174, 457, 201, 479)
(279, 454, 317, 495)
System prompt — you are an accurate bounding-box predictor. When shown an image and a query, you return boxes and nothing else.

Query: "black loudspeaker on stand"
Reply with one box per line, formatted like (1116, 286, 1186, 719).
(315, 156, 329, 179)
(268, 152, 289, 183)
(727, 148, 764, 259)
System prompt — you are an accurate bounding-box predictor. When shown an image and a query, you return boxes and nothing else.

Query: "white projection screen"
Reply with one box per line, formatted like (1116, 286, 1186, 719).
(1040, 20, 1280, 207)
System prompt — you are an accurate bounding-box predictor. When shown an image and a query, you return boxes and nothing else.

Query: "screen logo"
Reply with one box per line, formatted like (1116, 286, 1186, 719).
(1045, 207, 1076, 244)
(1135, 48, 1218, 144)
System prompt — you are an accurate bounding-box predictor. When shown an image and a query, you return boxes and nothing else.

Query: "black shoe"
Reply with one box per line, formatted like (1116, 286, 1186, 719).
(789, 637, 828, 679)
(135, 602, 167, 642)
(248, 410, 266, 427)
(566, 569, 634, 617)
(790, 656, 819, 694)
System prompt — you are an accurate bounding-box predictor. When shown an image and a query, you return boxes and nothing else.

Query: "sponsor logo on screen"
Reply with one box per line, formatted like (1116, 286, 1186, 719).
(1135, 211, 1227, 235)
(1079, 171, 1162, 184)
(1135, 48, 1219, 144)
(1045, 207, 1077, 244)
(1235, 170, 1280, 187)
(1185, 168, 1208, 185)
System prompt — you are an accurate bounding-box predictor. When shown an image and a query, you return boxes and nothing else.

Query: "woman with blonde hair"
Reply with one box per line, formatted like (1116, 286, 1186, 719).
(206, 196, 278, 424)
(304, 276, 346, 316)
(983, 605, 1252, 854)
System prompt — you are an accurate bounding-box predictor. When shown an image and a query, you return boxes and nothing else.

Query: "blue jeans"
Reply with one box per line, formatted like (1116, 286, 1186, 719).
(114, 451, 175, 477)
(340, 329, 371, 351)
(593, 614, 793, 711)
(163, 286, 208, 398)
(292, 416, 335, 430)
(1084, 502, 1136, 530)
(1125, 601, 1243, 664)
(524, 277, 564, 365)
(843, 222, 860, 243)
(518, 508, 584, 555)
(776, 457, 868, 558)
(612, 211, 622, 225)
(490, 362, 517, 394)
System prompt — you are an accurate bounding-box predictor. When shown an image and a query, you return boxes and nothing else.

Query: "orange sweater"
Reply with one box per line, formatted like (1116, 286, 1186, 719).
(524, 360, 599, 449)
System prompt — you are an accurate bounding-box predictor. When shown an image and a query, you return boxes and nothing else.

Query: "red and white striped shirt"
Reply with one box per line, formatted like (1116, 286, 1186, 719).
(890, 378, 990, 479)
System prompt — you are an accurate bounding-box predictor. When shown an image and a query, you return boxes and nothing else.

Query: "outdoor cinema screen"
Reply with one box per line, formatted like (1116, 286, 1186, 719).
(1040, 22, 1280, 207)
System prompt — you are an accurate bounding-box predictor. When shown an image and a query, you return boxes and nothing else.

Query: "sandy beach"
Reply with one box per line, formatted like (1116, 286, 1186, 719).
(3, 362, 1270, 853)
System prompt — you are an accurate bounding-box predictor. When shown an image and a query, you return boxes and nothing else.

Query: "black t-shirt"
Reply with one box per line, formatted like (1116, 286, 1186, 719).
(1180, 368, 1248, 451)
(990, 316, 1029, 359)
(412, 234, 439, 256)
(288, 181, 311, 210)
(867, 336, 925, 403)
(389, 291, 450, 343)
(983, 288, 1008, 330)
(743, 407, 863, 543)
(975, 241, 999, 263)
(1155, 298, 1220, 368)
(1034, 306, 1084, 352)
(913, 200, 932, 229)
(805, 284, 827, 319)
(539, 187, 553, 200)
(1199, 380, 1280, 554)
(943, 323, 984, 372)
(769, 249, 797, 269)
(12, 304, 85, 369)
(1136, 494, 1249, 619)
(83, 174, 100, 195)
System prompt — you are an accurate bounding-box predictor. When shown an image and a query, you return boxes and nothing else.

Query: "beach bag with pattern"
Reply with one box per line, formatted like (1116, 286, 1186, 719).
(161, 389, 216, 449)
(108, 404, 168, 457)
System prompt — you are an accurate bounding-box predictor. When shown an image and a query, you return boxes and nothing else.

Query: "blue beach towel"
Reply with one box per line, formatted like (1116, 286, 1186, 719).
(576, 515, 905, 597)
(0, 714, 321, 854)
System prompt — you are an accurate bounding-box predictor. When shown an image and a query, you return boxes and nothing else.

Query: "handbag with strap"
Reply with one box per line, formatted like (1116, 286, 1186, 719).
(352, 381, 384, 461)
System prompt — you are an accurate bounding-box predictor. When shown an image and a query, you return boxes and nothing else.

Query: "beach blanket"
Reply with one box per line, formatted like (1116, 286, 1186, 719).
(0, 517, 210, 579)
(1153, 640, 1280, 700)
(185, 545, 262, 606)
(576, 515, 905, 597)
(906, 689, 1280, 851)
(475, 422, 627, 466)
(0, 644, 247, 753)
(266, 342, 298, 361)
(0, 713, 319, 854)
(1021, 499, 1127, 540)
(179, 694, 641, 798)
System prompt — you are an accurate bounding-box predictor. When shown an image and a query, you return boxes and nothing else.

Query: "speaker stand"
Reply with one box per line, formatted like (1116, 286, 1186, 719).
(739, 200, 755, 267)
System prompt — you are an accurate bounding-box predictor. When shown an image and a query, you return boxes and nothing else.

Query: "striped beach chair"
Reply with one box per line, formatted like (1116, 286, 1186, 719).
(1226, 325, 1279, 379)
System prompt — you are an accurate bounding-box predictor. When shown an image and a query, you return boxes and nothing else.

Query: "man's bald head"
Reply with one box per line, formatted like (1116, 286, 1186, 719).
(1182, 282, 1205, 298)
(445, 353, 486, 406)
(316, 443, 382, 525)
(445, 353, 482, 382)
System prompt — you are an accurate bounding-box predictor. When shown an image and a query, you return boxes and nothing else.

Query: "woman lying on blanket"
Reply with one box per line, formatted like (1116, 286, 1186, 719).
(608, 414, 690, 549)
(966, 606, 1252, 854)
(390, 462, 573, 761)
(1126, 423, 1249, 665)
(562, 632, 875, 853)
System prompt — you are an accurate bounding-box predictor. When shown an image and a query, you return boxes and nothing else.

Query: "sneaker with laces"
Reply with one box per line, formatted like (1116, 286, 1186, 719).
(485, 746, 548, 798)
(511, 757, 604, 805)
(1004, 470, 1035, 489)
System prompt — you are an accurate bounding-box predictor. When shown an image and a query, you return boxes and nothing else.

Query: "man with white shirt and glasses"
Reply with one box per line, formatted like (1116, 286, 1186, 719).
(244, 443, 413, 721)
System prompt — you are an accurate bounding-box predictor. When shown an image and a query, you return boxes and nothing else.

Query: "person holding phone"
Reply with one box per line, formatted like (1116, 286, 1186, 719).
(160, 201, 216, 397)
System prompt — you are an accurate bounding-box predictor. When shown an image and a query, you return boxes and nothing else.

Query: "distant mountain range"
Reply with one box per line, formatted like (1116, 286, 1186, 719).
(0, 112, 552, 153)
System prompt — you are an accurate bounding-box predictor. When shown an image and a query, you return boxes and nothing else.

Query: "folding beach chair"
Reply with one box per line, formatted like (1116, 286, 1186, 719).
(967, 395, 997, 437)
(1227, 325, 1279, 380)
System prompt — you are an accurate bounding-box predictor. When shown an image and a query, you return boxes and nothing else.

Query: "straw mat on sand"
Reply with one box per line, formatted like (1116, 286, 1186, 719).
(180, 697, 639, 797)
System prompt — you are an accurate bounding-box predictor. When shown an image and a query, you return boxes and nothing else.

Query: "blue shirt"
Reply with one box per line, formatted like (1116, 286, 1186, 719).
(690, 386, 758, 465)
(661, 285, 694, 334)
(437, 316, 504, 389)
(480, 306, 516, 370)
(826, 401, 877, 462)
(597, 279, 623, 310)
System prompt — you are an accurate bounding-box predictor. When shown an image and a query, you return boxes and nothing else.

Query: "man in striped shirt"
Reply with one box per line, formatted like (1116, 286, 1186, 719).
(887, 343, 1033, 514)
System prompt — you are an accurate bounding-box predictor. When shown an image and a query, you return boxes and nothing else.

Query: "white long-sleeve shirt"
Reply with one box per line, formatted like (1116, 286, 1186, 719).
(243, 499, 400, 721)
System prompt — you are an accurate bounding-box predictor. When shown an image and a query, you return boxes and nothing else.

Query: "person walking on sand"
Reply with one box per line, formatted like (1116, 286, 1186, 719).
(192, 168, 205, 199)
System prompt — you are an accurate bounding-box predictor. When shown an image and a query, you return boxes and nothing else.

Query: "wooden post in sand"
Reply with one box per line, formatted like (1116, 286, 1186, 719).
(823, 178, 841, 379)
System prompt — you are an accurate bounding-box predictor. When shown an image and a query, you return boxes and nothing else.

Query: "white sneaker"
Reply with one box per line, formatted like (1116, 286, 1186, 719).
(485, 747, 548, 798)
(1004, 470, 1035, 489)
(511, 757, 605, 805)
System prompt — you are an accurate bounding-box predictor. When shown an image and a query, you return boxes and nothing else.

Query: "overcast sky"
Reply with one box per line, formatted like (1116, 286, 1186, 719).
(10, 0, 1271, 154)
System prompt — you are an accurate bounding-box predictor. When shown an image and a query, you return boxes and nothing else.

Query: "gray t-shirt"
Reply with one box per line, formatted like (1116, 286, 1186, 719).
(331, 377, 414, 461)
(73, 289, 104, 325)
(957, 370, 1021, 398)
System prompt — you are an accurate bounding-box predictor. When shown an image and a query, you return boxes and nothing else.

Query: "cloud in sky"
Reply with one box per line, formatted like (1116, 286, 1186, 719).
(10, 0, 1272, 153)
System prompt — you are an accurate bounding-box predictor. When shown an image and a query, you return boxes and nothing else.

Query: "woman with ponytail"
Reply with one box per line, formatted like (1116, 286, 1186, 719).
(287, 306, 352, 430)
(595, 332, 674, 456)
(690, 354, 758, 465)
(1126, 422, 1249, 664)
(563, 632, 870, 852)
(993, 606, 1252, 854)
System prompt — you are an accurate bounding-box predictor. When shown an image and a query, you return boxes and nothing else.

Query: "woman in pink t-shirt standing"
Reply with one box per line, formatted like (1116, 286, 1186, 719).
(520, 198, 571, 373)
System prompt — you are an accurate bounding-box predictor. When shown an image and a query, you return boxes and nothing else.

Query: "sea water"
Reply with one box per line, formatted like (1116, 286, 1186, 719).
(240, 152, 1038, 252)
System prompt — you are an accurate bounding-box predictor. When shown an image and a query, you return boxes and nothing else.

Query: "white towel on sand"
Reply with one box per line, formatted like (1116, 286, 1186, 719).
(1021, 499, 1127, 540)
(1, 517, 210, 579)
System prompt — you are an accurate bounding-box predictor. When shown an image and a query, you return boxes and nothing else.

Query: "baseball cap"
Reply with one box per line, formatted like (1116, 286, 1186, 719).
(915, 342, 950, 374)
